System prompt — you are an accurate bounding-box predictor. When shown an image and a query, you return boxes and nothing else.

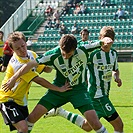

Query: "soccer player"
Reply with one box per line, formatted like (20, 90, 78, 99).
(77, 28, 92, 83)
(0, 31, 70, 133)
(87, 26, 124, 133)
(77, 28, 91, 47)
(0, 31, 4, 64)
(44, 26, 124, 133)
(3, 34, 113, 133)
(0, 40, 13, 72)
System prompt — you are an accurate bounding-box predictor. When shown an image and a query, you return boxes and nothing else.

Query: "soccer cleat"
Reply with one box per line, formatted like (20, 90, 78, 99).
(44, 107, 60, 118)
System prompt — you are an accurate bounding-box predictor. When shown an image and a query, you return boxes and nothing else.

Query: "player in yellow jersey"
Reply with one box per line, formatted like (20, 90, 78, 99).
(0, 31, 70, 133)
(0, 31, 4, 64)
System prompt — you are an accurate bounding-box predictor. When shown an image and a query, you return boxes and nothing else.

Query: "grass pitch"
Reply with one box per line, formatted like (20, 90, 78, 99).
(0, 62, 133, 133)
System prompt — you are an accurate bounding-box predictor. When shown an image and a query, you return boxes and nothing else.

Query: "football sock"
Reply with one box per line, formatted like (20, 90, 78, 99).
(26, 120, 34, 133)
(58, 109, 85, 128)
(96, 126, 108, 133)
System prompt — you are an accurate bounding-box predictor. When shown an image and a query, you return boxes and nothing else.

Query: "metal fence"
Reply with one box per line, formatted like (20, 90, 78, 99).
(0, 0, 42, 41)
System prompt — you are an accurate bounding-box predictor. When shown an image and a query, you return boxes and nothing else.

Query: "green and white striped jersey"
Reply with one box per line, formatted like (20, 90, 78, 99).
(88, 48, 118, 99)
(77, 39, 92, 47)
(36, 41, 101, 88)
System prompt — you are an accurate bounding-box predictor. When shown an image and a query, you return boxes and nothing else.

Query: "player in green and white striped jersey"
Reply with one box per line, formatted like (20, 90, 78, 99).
(87, 26, 124, 133)
(4, 34, 113, 133)
(77, 28, 92, 47)
(45, 26, 123, 133)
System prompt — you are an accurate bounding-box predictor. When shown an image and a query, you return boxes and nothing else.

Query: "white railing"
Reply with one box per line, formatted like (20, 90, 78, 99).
(0, 0, 42, 41)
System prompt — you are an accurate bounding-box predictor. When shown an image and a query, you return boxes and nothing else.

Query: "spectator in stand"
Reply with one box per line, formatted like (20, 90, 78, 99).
(61, 3, 70, 15)
(71, 22, 80, 34)
(53, 10, 60, 22)
(67, 0, 75, 8)
(45, 5, 53, 16)
(101, 0, 107, 6)
(0, 41, 13, 72)
(78, 2, 86, 14)
(67, 0, 81, 8)
(59, 23, 68, 36)
(0, 31, 4, 64)
(26, 37, 33, 46)
(54, 19, 60, 29)
(73, 3, 81, 14)
(45, 18, 54, 29)
(114, 8, 126, 20)
(101, 0, 116, 6)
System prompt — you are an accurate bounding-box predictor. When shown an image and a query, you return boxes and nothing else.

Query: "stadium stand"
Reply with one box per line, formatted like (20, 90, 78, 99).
(33, 0, 132, 51)
(0, 0, 133, 61)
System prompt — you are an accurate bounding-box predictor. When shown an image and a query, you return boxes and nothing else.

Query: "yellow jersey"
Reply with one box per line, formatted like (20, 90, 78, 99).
(0, 40, 4, 56)
(0, 50, 45, 106)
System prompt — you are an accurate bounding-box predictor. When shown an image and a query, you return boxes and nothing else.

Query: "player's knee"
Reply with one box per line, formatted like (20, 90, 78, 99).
(110, 116, 124, 131)
(82, 120, 92, 132)
(116, 121, 124, 131)
(18, 126, 28, 133)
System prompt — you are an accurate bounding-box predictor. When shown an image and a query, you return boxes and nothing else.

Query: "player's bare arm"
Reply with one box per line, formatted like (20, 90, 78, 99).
(43, 66, 52, 73)
(33, 76, 71, 92)
(113, 70, 122, 87)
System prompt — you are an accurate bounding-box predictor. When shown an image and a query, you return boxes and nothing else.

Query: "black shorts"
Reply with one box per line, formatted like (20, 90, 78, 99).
(2, 54, 12, 67)
(0, 101, 29, 131)
(0, 56, 3, 64)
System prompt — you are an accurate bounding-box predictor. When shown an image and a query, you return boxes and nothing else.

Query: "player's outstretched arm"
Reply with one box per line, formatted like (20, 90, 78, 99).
(33, 76, 71, 92)
(85, 37, 113, 50)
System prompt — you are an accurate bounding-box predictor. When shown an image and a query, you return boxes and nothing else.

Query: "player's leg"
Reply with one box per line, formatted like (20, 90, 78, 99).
(26, 103, 49, 133)
(44, 106, 108, 132)
(27, 91, 67, 133)
(70, 90, 108, 133)
(46, 92, 108, 132)
(94, 97, 124, 133)
(79, 105, 108, 133)
(13, 120, 28, 133)
(44, 107, 92, 131)
(105, 112, 124, 133)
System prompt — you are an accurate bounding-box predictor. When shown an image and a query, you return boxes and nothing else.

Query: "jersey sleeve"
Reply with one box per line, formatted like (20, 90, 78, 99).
(36, 47, 59, 66)
(20, 70, 38, 83)
(112, 49, 118, 71)
(36, 64, 46, 74)
(113, 55, 118, 71)
(84, 41, 101, 52)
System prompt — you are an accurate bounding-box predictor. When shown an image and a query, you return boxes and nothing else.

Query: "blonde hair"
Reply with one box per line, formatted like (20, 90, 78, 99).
(99, 26, 115, 41)
(8, 31, 26, 48)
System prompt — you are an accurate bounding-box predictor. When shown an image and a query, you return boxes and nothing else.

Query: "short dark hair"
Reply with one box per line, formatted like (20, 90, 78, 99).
(0, 31, 4, 41)
(59, 34, 77, 53)
(80, 28, 89, 35)
(0, 31, 4, 35)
